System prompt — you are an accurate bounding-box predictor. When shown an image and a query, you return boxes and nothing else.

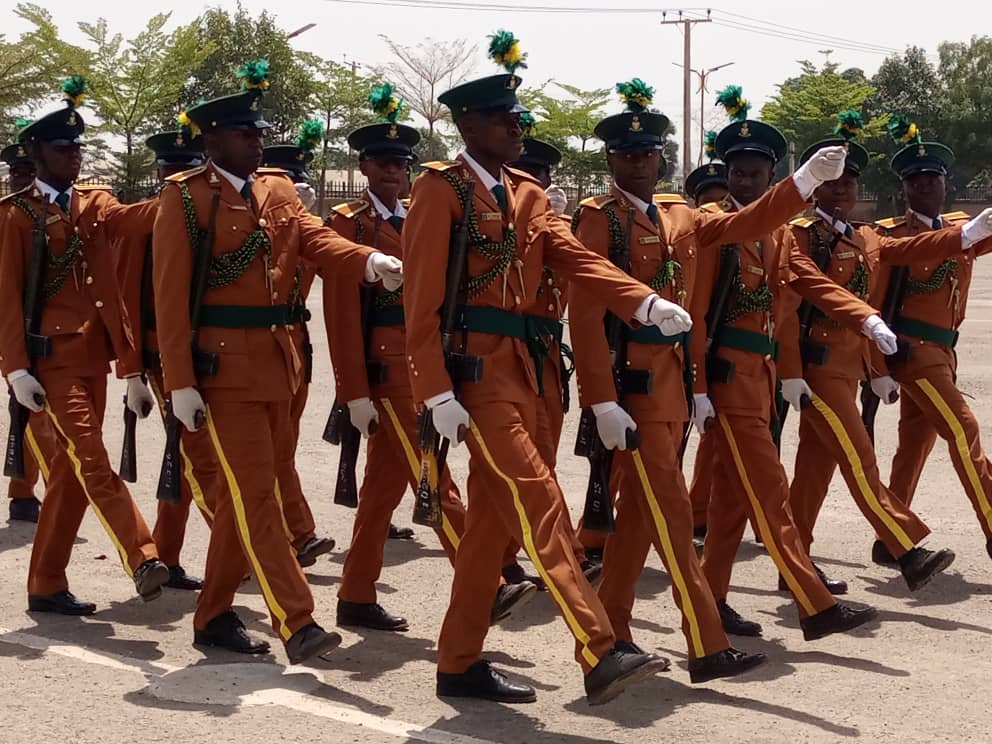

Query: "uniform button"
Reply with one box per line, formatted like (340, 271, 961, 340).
(258, 218, 268, 228)
(270, 324, 277, 332)
(548, 304, 554, 311)
(92, 222, 98, 228)
(923, 266, 929, 271)
(85, 276, 93, 285)
(55, 325, 61, 331)
(272, 291, 278, 300)
(219, 341, 226, 348)
(822, 331, 828, 337)
(379, 345, 386, 351)
(408, 355, 413, 361)
(413, 370, 419, 376)
(95, 300, 104, 308)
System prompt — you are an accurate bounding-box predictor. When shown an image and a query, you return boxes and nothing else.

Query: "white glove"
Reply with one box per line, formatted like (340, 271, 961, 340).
(546, 185, 567, 216)
(870, 375, 900, 405)
(592, 402, 637, 450)
(295, 182, 317, 210)
(646, 296, 693, 335)
(125, 376, 155, 419)
(962, 207, 992, 247)
(793, 144, 847, 197)
(862, 314, 898, 356)
(691, 393, 715, 435)
(780, 378, 812, 411)
(366, 252, 403, 291)
(430, 397, 470, 447)
(10, 373, 46, 412)
(346, 397, 379, 438)
(171, 386, 206, 432)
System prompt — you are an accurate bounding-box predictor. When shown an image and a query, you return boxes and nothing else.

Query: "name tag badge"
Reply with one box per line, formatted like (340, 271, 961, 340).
(46, 215, 61, 225)
(638, 235, 661, 244)
(227, 204, 249, 211)
(480, 211, 502, 221)
(836, 250, 856, 260)
(746, 265, 764, 276)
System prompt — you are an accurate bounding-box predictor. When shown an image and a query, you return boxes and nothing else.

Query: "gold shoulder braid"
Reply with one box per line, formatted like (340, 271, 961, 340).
(438, 170, 517, 298)
(11, 196, 82, 299)
(178, 183, 271, 288)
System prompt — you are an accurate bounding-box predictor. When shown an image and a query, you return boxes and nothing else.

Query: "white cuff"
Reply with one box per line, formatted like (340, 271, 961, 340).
(633, 294, 656, 324)
(591, 401, 619, 416)
(347, 397, 371, 410)
(961, 221, 983, 250)
(791, 169, 819, 201)
(7, 368, 29, 382)
(861, 313, 882, 338)
(364, 253, 380, 283)
(425, 390, 455, 409)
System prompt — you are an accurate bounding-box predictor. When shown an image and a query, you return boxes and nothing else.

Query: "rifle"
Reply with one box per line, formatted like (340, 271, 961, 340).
(414, 180, 482, 527)
(156, 192, 221, 503)
(4, 203, 51, 479)
(119, 239, 155, 483)
(577, 208, 645, 533)
(861, 264, 911, 442)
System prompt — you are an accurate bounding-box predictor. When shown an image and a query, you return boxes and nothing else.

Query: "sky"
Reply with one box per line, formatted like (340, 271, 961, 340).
(6, 0, 992, 166)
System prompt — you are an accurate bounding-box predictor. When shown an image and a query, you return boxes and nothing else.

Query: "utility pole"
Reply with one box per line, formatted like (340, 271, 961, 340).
(343, 55, 362, 194)
(673, 60, 734, 166)
(661, 9, 711, 182)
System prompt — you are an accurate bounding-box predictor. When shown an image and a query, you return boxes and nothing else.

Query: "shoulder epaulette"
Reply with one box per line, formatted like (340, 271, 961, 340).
(74, 183, 112, 192)
(421, 160, 461, 172)
(789, 216, 814, 228)
(165, 164, 208, 183)
(874, 216, 906, 230)
(578, 194, 616, 210)
(330, 199, 370, 219)
(941, 210, 971, 222)
(654, 192, 687, 206)
(504, 165, 540, 185)
(697, 201, 725, 214)
(0, 185, 34, 204)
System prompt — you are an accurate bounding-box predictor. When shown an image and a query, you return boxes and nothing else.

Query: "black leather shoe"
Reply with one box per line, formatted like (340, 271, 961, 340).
(501, 562, 546, 591)
(717, 600, 762, 637)
(689, 647, 767, 684)
(582, 559, 603, 586)
(296, 536, 335, 568)
(193, 611, 271, 654)
(584, 645, 669, 705)
(778, 564, 847, 595)
(801, 602, 878, 641)
(28, 590, 96, 616)
(615, 639, 646, 655)
(490, 581, 537, 625)
(899, 546, 955, 591)
(133, 559, 170, 602)
(165, 565, 203, 591)
(388, 524, 415, 540)
(337, 599, 409, 631)
(437, 660, 537, 703)
(871, 539, 897, 566)
(9, 497, 40, 523)
(285, 622, 342, 664)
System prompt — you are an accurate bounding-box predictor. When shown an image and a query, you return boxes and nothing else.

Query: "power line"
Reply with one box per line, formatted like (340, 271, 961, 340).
(321, 0, 675, 12)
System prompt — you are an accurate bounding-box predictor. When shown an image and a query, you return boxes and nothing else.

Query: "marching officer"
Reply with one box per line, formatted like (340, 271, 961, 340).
(2, 137, 58, 523)
(260, 123, 337, 568)
(152, 61, 402, 663)
(784, 114, 976, 590)
(0, 78, 169, 614)
(870, 119, 992, 563)
(114, 123, 220, 590)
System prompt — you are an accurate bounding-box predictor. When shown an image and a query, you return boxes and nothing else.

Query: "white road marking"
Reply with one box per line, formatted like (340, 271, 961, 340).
(0, 627, 496, 744)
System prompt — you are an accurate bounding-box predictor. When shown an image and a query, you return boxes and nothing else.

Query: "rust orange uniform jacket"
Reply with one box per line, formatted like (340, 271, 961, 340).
(402, 158, 651, 407)
(152, 164, 374, 401)
(0, 184, 155, 379)
(570, 178, 810, 423)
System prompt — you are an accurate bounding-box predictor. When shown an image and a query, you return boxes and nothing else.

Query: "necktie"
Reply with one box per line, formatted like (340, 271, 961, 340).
(240, 181, 253, 202)
(387, 215, 405, 234)
(55, 191, 70, 213)
(646, 202, 659, 226)
(491, 184, 507, 214)
(933, 216, 943, 229)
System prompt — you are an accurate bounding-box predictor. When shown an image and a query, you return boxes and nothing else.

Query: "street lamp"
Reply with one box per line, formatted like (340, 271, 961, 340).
(287, 23, 317, 40)
(673, 60, 735, 166)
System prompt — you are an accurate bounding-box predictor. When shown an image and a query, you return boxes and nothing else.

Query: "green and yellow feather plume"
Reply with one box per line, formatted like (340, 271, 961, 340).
(887, 113, 920, 144)
(703, 130, 718, 160)
(488, 29, 527, 74)
(176, 110, 201, 140)
(61, 76, 87, 108)
(238, 59, 271, 91)
(368, 83, 403, 123)
(519, 111, 536, 137)
(833, 110, 864, 141)
(296, 118, 324, 153)
(616, 78, 654, 112)
(715, 85, 749, 122)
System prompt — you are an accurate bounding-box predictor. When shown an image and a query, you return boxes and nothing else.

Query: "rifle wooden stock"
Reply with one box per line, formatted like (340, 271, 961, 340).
(415, 180, 479, 529)
(4, 203, 50, 479)
(703, 243, 743, 386)
(119, 397, 138, 483)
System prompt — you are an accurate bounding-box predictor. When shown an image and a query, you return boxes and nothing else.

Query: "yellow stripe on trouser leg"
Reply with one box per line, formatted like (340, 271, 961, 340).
(382, 398, 460, 550)
(916, 379, 992, 530)
(717, 414, 816, 615)
(205, 405, 292, 641)
(810, 394, 914, 551)
(45, 403, 132, 576)
(25, 423, 50, 482)
(630, 449, 705, 657)
(468, 420, 600, 668)
(179, 440, 214, 520)
(272, 481, 295, 542)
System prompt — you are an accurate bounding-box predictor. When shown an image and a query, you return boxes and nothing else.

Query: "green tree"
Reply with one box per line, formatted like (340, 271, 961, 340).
(937, 36, 992, 190)
(73, 13, 213, 199)
(180, 4, 317, 143)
